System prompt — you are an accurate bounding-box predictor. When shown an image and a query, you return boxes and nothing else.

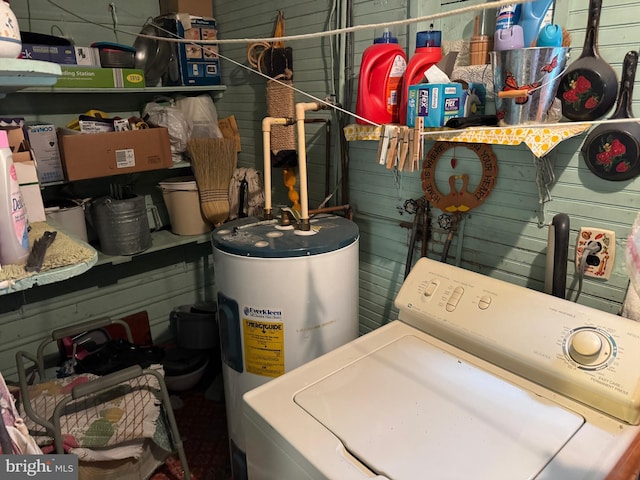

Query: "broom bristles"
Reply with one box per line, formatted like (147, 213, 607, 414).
(187, 138, 238, 226)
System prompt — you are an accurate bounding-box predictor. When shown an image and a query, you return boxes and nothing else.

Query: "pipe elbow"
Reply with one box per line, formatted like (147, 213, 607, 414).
(295, 102, 323, 121)
(262, 116, 291, 132)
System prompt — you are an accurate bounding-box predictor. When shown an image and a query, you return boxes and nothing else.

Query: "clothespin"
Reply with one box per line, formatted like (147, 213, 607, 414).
(411, 117, 424, 172)
(386, 126, 400, 169)
(377, 124, 391, 166)
(397, 126, 410, 171)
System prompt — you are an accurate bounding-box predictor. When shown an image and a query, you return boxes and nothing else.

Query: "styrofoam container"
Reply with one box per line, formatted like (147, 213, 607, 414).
(159, 176, 211, 235)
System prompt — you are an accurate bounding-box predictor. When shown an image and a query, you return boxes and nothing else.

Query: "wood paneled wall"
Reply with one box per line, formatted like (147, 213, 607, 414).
(1, 0, 638, 377)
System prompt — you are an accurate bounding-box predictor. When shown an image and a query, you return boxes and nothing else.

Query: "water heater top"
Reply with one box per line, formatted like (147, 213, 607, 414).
(211, 215, 359, 258)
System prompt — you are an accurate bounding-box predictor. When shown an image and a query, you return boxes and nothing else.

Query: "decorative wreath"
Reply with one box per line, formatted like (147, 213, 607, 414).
(421, 141, 498, 212)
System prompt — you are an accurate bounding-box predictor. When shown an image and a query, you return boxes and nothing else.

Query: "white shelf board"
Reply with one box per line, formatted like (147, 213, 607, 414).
(20, 84, 226, 95)
(0, 58, 61, 92)
(95, 230, 211, 266)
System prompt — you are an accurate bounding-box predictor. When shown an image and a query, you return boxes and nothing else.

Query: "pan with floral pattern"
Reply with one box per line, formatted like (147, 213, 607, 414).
(581, 51, 640, 181)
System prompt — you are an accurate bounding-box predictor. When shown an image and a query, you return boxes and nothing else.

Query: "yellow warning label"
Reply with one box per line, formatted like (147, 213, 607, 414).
(243, 318, 284, 377)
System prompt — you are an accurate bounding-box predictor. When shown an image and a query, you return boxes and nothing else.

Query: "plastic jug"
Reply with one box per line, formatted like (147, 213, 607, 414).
(355, 29, 407, 125)
(520, 0, 554, 47)
(399, 30, 443, 126)
(0, 130, 29, 265)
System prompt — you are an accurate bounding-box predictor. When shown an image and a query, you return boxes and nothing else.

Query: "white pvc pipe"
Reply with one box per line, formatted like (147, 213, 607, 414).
(295, 102, 323, 229)
(261, 117, 291, 217)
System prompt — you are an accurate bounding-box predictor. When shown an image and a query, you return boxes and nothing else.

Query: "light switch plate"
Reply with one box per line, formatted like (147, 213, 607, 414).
(575, 228, 616, 280)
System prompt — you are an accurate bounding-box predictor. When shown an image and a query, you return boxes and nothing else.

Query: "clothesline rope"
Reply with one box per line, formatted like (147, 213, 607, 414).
(45, 0, 534, 45)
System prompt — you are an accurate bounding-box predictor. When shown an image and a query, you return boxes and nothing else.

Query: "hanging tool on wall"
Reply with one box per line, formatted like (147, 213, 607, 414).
(438, 212, 462, 263)
(402, 197, 431, 279)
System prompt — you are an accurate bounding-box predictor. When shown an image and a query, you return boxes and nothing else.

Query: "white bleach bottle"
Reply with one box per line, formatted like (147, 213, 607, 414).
(0, 129, 29, 265)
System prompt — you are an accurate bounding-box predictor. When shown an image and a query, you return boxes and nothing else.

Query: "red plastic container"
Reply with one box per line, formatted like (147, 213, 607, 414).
(355, 30, 407, 125)
(399, 30, 443, 126)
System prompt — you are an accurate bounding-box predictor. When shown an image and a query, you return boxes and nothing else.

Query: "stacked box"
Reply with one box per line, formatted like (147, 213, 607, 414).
(157, 14, 221, 86)
(55, 67, 145, 88)
(26, 124, 65, 183)
(59, 128, 173, 181)
(159, 0, 213, 17)
(407, 83, 463, 127)
(2, 127, 46, 222)
(21, 44, 76, 64)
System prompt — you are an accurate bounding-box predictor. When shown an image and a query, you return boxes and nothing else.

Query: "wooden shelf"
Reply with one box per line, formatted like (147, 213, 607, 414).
(95, 229, 211, 266)
(0, 58, 61, 94)
(20, 84, 226, 98)
(0, 229, 211, 295)
(0, 225, 97, 296)
(344, 123, 591, 158)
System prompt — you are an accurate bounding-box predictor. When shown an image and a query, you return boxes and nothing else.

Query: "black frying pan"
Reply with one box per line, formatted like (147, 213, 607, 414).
(556, 0, 618, 121)
(581, 50, 640, 181)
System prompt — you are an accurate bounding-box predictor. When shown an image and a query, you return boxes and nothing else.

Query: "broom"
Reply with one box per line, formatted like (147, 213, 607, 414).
(187, 138, 238, 226)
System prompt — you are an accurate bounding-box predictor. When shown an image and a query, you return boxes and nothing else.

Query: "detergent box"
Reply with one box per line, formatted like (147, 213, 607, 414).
(406, 83, 463, 127)
(156, 14, 221, 86)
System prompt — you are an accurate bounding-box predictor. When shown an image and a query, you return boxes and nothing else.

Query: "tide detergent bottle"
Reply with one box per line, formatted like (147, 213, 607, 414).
(355, 29, 407, 125)
(399, 29, 442, 125)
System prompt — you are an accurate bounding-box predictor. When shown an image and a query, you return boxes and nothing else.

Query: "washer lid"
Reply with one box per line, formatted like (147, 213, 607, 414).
(211, 215, 359, 258)
(294, 335, 585, 480)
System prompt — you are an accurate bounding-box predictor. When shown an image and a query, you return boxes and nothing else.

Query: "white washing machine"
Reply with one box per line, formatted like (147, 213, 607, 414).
(243, 257, 640, 479)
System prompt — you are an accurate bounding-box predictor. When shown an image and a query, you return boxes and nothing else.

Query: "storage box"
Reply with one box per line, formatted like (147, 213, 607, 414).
(55, 66, 145, 88)
(157, 14, 221, 86)
(26, 124, 65, 183)
(407, 83, 463, 127)
(59, 128, 173, 181)
(2, 127, 46, 222)
(159, 0, 213, 17)
(21, 44, 76, 64)
(462, 82, 487, 117)
(74, 46, 101, 66)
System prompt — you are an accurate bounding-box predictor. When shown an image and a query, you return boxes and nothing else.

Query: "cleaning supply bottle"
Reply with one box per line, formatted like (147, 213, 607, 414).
(399, 28, 442, 125)
(495, 4, 521, 31)
(519, 0, 554, 47)
(355, 28, 407, 125)
(0, 129, 30, 265)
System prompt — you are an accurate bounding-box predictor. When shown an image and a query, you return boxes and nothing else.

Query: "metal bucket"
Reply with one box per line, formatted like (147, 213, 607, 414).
(491, 46, 570, 125)
(90, 194, 157, 255)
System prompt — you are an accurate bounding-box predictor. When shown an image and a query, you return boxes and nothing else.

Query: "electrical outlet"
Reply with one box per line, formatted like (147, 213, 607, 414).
(575, 228, 616, 280)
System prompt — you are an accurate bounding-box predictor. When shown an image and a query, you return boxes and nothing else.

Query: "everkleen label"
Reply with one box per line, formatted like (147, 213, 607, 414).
(243, 318, 284, 377)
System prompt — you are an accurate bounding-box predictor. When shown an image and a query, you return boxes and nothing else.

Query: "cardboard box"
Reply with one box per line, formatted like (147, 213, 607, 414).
(407, 83, 463, 127)
(74, 46, 101, 66)
(462, 83, 487, 117)
(55, 67, 145, 88)
(25, 124, 65, 183)
(21, 44, 76, 64)
(157, 14, 221, 86)
(2, 127, 46, 222)
(159, 0, 213, 17)
(59, 127, 172, 181)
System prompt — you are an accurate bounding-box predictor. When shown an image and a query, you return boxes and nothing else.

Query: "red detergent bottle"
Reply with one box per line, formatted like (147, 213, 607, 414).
(355, 29, 407, 125)
(399, 29, 443, 125)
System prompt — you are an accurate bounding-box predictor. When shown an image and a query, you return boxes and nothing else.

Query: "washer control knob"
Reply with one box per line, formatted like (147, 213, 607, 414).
(568, 329, 608, 366)
(571, 330, 602, 357)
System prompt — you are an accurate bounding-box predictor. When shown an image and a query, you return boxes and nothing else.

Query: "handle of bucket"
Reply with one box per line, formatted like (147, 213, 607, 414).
(146, 204, 162, 232)
(498, 89, 530, 98)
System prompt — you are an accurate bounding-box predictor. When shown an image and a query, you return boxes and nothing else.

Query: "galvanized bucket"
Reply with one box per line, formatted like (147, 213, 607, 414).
(90, 194, 158, 256)
(491, 46, 570, 125)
